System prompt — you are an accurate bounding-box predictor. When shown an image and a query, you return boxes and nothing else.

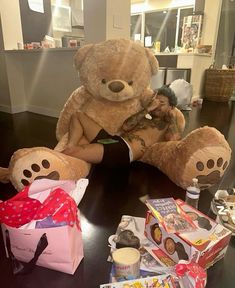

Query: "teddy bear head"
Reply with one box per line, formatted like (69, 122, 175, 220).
(74, 38, 159, 102)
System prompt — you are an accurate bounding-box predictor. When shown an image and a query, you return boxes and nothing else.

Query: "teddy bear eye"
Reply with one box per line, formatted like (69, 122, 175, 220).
(128, 80, 133, 86)
(101, 79, 106, 84)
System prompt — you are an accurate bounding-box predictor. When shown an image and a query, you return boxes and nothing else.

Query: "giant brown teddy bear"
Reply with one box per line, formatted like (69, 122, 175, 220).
(0, 39, 231, 191)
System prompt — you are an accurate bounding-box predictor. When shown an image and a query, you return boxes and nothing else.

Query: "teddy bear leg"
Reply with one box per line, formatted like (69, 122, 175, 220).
(141, 126, 231, 190)
(8, 147, 91, 191)
(0, 167, 10, 183)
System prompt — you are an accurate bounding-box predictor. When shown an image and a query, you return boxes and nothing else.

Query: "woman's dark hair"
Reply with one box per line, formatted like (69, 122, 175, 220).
(155, 85, 177, 107)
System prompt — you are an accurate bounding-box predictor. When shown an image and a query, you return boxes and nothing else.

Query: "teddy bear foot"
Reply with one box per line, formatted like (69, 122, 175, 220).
(141, 126, 231, 190)
(0, 167, 10, 183)
(8, 147, 91, 191)
(180, 145, 230, 190)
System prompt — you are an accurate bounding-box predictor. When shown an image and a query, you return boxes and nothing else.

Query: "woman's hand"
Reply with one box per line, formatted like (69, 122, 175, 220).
(146, 98, 160, 112)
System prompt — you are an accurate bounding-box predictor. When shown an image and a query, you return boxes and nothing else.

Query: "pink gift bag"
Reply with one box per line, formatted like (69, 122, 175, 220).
(2, 213, 83, 274)
(0, 179, 88, 274)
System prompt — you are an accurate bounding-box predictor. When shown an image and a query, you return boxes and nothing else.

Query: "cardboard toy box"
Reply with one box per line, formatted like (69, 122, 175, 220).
(144, 199, 232, 269)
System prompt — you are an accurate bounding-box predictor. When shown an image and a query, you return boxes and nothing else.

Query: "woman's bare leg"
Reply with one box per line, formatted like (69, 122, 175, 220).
(76, 112, 103, 142)
(67, 113, 84, 147)
(67, 112, 103, 147)
(63, 143, 104, 164)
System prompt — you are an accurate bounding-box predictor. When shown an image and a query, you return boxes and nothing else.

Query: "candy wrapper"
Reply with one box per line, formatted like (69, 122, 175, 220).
(100, 274, 177, 288)
(101, 261, 207, 288)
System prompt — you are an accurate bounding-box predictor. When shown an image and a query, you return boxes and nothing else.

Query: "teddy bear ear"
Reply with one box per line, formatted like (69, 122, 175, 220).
(74, 44, 94, 70)
(145, 48, 159, 75)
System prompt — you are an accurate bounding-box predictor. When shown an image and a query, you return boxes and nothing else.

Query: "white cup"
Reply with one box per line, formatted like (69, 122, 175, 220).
(112, 247, 140, 278)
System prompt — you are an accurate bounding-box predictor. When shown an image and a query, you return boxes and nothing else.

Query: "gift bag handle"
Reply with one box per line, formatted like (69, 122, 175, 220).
(5, 230, 48, 275)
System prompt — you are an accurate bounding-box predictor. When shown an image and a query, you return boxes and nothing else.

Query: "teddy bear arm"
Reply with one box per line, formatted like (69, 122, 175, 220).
(0, 167, 10, 183)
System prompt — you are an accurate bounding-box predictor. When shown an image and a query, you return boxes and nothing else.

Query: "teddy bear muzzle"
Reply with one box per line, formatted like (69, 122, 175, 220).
(99, 79, 134, 101)
(108, 81, 125, 93)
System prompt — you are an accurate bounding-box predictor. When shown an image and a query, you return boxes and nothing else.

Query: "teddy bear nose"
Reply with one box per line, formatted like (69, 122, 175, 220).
(108, 81, 125, 93)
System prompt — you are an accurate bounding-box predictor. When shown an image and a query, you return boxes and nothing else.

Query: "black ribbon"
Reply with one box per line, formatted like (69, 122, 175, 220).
(5, 230, 48, 275)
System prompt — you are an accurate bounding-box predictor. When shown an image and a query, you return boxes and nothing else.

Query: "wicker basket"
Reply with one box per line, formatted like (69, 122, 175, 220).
(204, 69, 235, 102)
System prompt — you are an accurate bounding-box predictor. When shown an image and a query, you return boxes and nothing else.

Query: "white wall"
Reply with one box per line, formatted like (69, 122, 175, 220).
(84, 0, 130, 44)
(0, 52, 11, 112)
(215, 0, 235, 67)
(83, 0, 106, 44)
(0, 15, 11, 111)
(200, 0, 222, 57)
(4, 53, 27, 113)
(0, 0, 24, 112)
(0, 0, 23, 50)
(2, 49, 80, 117)
(106, 0, 130, 40)
(177, 54, 213, 98)
(22, 50, 79, 117)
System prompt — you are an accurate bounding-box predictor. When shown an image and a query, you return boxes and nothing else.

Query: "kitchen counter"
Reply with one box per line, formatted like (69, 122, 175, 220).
(0, 48, 80, 116)
(154, 52, 212, 57)
(0, 48, 213, 116)
(4, 48, 78, 53)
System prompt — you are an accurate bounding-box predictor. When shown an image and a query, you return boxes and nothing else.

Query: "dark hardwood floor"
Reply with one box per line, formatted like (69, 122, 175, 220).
(0, 99, 235, 288)
(0, 112, 58, 199)
(0, 112, 58, 167)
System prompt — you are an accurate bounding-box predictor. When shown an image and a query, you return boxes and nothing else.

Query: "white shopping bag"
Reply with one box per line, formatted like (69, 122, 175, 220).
(170, 79, 193, 110)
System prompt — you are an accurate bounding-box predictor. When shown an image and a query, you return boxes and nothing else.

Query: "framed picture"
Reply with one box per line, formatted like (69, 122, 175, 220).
(181, 14, 203, 49)
(52, 5, 72, 32)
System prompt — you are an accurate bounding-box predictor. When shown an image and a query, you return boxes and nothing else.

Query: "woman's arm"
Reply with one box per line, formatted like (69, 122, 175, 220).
(164, 109, 185, 141)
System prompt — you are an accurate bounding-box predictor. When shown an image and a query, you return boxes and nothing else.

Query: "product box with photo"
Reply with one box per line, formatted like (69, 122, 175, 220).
(144, 198, 232, 269)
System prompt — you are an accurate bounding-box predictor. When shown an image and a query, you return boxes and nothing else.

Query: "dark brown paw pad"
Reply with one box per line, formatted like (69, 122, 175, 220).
(195, 157, 228, 188)
(21, 159, 60, 187)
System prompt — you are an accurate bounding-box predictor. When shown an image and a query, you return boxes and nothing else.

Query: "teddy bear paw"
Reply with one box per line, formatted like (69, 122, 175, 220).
(9, 147, 90, 191)
(183, 147, 230, 190)
(194, 157, 228, 189)
(20, 159, 60, 187)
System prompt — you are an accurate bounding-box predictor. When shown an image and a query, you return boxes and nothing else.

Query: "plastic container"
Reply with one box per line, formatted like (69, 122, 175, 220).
(185, 178, 200, 209)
